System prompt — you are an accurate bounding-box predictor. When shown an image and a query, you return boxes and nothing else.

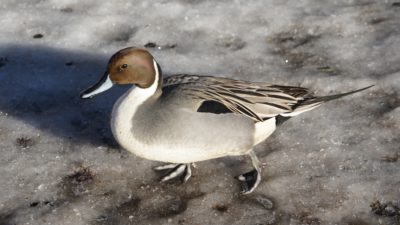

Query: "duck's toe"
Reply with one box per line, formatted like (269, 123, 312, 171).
(153, 163, 179, 171)
(155, 163, 192, 183)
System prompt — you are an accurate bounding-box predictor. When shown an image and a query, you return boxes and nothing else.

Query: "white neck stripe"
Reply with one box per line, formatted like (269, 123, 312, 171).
(131, 59, 160, 100)
(153, 59, 160, 89)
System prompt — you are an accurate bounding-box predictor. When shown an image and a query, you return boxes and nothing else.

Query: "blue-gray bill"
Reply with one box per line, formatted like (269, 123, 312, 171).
(80, 72, 113, 99)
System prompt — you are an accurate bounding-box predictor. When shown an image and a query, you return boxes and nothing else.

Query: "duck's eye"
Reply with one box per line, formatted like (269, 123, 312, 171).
(120, 64, 128, 70)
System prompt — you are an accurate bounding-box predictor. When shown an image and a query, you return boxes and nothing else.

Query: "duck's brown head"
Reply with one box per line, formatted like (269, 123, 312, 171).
(80, 47, 160, 99)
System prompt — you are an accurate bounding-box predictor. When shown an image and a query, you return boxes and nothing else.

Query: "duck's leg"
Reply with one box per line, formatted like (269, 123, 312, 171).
(237, 150, 262, 194)
(153, 163, 192, 183)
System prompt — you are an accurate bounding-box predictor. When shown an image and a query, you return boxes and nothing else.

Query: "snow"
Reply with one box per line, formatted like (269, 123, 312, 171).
(0, 0, 399, 224)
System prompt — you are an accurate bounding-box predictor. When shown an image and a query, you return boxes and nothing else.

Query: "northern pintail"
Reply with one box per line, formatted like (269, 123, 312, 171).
(80, 47, 372, 194)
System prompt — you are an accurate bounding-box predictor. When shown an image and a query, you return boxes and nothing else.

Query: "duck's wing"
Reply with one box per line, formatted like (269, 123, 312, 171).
(162, 74, 311, 122)
(163, 75, 373, 122)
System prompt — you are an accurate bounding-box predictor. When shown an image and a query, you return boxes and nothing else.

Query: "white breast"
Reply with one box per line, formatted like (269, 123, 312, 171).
(111, 59, 161, 159)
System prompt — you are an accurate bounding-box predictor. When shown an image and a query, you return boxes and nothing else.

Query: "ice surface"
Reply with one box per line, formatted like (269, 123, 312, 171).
(0, 0, 399, 224)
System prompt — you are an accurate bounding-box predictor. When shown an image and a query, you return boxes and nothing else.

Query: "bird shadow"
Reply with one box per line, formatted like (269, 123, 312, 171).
(0, 44, 129, 147)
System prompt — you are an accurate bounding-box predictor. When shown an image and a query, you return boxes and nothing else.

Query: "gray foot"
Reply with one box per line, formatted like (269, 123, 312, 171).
(153, 163, 192, 183)
(238, 169, 261, 194)
(238, 150, 262, 194)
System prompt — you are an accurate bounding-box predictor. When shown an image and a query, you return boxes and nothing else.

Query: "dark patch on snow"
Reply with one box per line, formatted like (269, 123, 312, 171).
(342, 218, 371, 225)
(392, 2, 400, 7)
(16, 136, 35, 149)
(144, 42, 177, 49)
(29, 201, 39, 207)
(212, 203, 228, 212)
(238, 194, 274, 211)
(29, 200, 58, 208)
(112, 31, 132, 43)
(296, 211, 321, 225)
(368, 16, 391, 25)
(270, 29, 320, 49)
(317, 66, 340, 75)
(102, 27, 137, 44)
(155, 195, 187, 217)
(60, 7, 73, 13)
(65, 61, 74, 66)
(0, 211, 15, 225)
(0, 57, 8, 68)
(33, 34, 44, 39)
(67, 165, 94, 183)
(215, 36, 246, 51)
(60, 165, 95, 198)
(252, 194, 274, 210)
(370, 200, 400, 217)
(144, 42, 157, 48)
(382, 153, 399, 163)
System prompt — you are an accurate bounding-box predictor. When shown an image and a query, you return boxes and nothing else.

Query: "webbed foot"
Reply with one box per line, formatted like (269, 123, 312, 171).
(237, 150, 262, 194)
(238, 169, 261, 194)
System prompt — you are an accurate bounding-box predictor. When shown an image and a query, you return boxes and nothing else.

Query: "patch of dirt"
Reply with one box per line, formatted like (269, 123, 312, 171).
(60, 7, 73, 13)
(212, 203, 229, 212)
(382, 153, 399, 163)
(297, 211, 321, 225)
(370, 200, 400, 217)
(215, 36, 246, 51)
(16, 136, 35, 149)
(60, 165, 95, 198)
(144, 42, 177, 49)
(33, 34, 44, 39)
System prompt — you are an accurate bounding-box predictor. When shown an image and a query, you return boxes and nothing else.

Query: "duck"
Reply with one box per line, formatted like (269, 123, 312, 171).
(80, 47, 373, 194)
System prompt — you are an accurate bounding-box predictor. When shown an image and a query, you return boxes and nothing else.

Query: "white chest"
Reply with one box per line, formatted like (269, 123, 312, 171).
(111, 87, 154, 158)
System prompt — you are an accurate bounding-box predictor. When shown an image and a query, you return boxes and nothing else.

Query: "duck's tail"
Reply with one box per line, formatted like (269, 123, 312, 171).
(281, 85, 374, 117)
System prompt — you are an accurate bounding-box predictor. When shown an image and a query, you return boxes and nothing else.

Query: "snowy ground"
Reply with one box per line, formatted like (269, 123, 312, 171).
(0, 0, 399, 224)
